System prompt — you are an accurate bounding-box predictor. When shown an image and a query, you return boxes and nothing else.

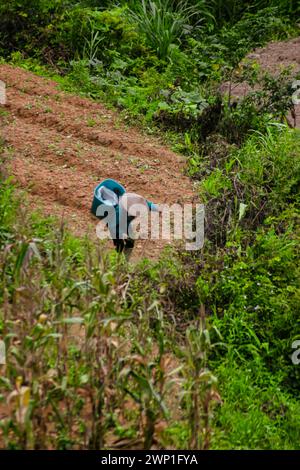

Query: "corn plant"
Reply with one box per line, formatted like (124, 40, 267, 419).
(83, 20, 103, 66)
(181, 305, 222, 450)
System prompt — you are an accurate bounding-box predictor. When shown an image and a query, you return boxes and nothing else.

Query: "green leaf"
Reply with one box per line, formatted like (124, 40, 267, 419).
(239, 202, 248, 221)
(62, 317, 84, 324)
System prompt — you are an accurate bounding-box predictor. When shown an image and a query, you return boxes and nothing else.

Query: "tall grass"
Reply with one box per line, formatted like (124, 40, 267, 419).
(127, 0, 208, 59)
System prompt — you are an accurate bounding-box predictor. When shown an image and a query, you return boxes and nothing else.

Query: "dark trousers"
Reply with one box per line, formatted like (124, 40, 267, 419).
(113, 238, 135, 253)
(112, 218, 135, 253)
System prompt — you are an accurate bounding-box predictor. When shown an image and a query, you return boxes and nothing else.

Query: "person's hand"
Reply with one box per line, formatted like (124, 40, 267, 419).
(154, 204, 164, 213)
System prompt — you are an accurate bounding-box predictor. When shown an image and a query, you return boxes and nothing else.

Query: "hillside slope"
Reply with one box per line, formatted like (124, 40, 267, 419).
(0, 64, 195, 258)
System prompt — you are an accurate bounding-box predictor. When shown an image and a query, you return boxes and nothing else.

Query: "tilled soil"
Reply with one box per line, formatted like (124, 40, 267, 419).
(0, 64, 196, 259)
(1, 36, 299, 258)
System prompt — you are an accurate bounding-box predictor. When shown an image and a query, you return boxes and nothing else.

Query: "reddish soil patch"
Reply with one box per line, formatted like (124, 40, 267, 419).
(0, 64, 196, 259)
(220, 36, 300, 127)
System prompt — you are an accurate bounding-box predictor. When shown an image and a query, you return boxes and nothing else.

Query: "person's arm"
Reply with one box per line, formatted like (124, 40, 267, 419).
(147, 200, 159, 212)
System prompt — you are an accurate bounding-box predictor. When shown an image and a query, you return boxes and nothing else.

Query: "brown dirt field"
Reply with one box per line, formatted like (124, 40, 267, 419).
(220, 36, 300, 127)
(1, 37, 299, 258)
(0, 64, 196, 259)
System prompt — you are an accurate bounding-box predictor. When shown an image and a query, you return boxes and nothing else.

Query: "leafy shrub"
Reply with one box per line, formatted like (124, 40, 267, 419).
(185, 6, 296, 76)
(211, 360, 300, 449)
(202, 0, 299, 27)
(0, 0, 72, 59)
(196, 126, 300, 245)
(217, 6, 294, 66)
(58, 6, 144, 64)
(205, 207, 300, 392)
(155, 87, 210, 130)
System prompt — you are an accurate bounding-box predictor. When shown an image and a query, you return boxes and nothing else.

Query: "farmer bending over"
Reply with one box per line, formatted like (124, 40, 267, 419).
(111, 192, 157, 253)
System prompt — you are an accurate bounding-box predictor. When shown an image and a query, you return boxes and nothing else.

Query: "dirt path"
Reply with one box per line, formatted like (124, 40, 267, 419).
(221, 36, 300, 127)
(0, 64, 195, 259)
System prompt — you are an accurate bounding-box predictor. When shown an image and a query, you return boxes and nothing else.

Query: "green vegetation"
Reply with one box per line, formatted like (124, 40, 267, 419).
(1, 0, 299, 132)
(1, 0, 300, 450)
